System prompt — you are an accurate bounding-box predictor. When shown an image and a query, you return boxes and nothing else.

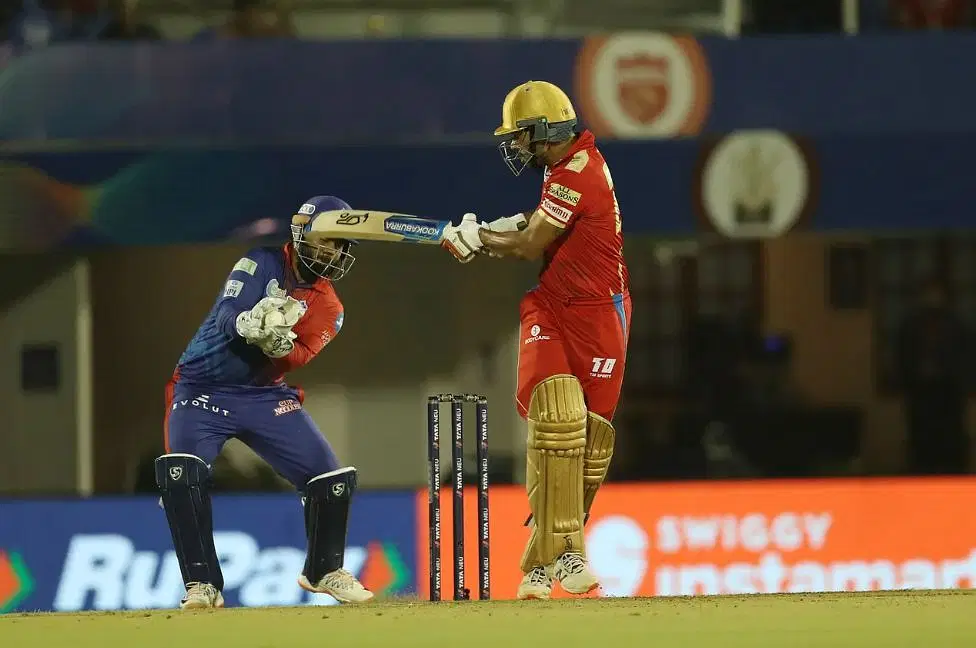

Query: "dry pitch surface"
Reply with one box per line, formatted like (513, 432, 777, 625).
(2, 591, 973, 648)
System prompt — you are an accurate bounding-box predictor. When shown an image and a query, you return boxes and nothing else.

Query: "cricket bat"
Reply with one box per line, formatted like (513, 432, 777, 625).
(307, 210, 450, 245)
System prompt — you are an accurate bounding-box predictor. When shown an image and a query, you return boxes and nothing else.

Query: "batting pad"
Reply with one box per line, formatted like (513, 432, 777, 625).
(524, 374, 587, 569)
(583, 413, 615, 521)
(520, 411, 616, 573)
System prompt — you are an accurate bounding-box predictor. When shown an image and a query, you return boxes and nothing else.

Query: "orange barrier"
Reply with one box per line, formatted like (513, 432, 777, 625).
(415, 478, 976, 599)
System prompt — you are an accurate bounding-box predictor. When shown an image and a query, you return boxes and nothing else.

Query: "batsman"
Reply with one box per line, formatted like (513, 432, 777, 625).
(156, 195, 373, 609)
(442, 81, 631, 599)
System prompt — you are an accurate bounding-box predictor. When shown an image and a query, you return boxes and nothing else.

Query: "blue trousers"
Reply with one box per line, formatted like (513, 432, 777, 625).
(164, 380, 340, 489)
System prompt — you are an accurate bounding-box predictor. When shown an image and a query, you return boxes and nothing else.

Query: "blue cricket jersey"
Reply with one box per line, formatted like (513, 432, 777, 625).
(173, 244, 344, 388)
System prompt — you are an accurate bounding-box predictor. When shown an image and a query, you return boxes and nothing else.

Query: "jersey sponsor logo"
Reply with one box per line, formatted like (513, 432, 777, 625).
(266, 279, 288, 299)
(224, 280, 244, 298)
(546, 183, 582, 206)
(540, 198, 574, 225)
(523, 324, 551, 345)
(233, 257, 258, 276)
(590, 357, 617, 378)
(273, 399, 301, 416)
(383, 217, 445, 241)
(172, 394, 230, 417)
(299, 203, 317, 215)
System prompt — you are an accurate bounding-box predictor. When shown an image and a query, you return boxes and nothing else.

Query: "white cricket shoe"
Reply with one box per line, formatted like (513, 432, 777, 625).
(516, 565, 553, 600)
(298, 568, 375, 603)
(553, 552, 599, 595)
(180, 582, 224, 610)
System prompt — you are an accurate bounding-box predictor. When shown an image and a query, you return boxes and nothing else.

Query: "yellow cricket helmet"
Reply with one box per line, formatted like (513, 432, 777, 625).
(494, 81, 578, 176)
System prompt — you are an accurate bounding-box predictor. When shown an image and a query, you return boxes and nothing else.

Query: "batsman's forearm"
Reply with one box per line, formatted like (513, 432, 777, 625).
(478, 229, 538, 260)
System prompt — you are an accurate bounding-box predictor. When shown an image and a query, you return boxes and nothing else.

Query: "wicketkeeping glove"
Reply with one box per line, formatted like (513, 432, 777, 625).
(235, 296, 308, 359)
(235, 296, 289, 343)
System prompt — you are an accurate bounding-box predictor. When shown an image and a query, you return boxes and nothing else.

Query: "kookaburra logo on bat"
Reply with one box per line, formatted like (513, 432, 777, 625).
(308, 209, 450, 245)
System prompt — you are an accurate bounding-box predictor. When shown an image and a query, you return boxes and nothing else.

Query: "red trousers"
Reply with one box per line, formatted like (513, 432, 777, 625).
(516, 288, 631, 421)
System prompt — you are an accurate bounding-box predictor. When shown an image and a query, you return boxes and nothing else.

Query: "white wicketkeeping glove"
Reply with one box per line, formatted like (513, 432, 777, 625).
(257, 329, 298, 358)
(254, 296, 307, 358)
(235, 296, 288, 343)
(273, 296, 308, 331)
(235, 295, 308, 356)
(441, 213, 484, 263)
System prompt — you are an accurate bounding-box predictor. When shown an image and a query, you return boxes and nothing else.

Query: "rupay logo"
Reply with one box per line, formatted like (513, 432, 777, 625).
(52, 532, 409, 610)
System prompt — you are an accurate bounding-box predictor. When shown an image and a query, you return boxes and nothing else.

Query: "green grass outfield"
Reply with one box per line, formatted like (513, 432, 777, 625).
(2, 591, 973, 648)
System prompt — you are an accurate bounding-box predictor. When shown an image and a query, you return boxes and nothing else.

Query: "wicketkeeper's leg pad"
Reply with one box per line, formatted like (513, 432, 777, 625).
(302, 467, 357, 583)
(155, 453, 223, 590)
(523, 374, 587, 570)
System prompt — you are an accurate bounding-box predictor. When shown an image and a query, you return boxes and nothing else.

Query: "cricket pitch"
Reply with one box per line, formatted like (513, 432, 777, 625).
(2, 591, 973, 647)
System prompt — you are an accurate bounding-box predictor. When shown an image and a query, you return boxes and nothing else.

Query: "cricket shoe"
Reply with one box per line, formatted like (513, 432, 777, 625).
(516, 565, 553, 600)
(180, 582, 224, 610)
(298, 569, 375, 603)
(553, 552, 599, 595)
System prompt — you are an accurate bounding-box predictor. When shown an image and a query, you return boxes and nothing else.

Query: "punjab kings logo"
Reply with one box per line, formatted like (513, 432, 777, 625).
(575, 33, 711, 138)
(693, 130, 818, 239)
(617, 54, 670, 125)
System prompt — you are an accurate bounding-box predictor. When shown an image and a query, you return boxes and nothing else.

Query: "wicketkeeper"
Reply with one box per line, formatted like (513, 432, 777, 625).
(156, 195, 373, 609)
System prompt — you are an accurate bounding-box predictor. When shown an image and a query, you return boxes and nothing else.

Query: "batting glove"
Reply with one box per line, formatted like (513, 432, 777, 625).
(484, 213, 527, 233)
(441, 213, 484, 263)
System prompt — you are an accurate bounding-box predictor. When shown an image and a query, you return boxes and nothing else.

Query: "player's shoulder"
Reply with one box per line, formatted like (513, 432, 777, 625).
(230, 246, 282, 275)
(548, 144, 604, 187)
(549, 150, 592, 181)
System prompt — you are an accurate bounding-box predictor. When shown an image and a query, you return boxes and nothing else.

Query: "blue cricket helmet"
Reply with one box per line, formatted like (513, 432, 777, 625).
(291, 195, 357, 281)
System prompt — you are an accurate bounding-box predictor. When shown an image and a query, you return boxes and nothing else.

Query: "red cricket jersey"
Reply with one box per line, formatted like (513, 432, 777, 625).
(276, 243, 344, 376)
(535, 130, 630, 300)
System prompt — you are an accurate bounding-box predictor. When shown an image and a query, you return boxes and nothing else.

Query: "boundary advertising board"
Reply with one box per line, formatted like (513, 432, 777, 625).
(3, 478, 974, 612)
(416, 479, 976, 600)
(0, 492, 416, 612)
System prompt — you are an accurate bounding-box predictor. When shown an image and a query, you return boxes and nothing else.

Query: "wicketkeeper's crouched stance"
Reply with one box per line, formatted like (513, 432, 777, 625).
(441, 81, 631, 599)
(156, 195, 373, 609)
